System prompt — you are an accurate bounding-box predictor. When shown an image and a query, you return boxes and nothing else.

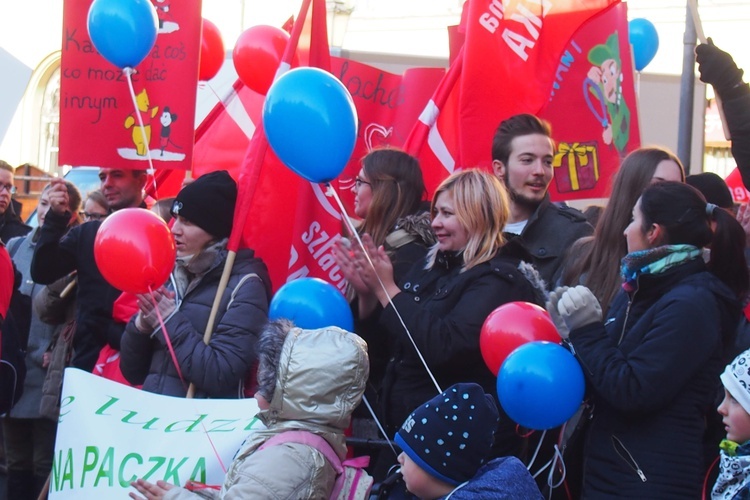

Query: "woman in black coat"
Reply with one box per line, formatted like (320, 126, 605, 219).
(337, 169, 545, 458)
(549, 181, 748, 498)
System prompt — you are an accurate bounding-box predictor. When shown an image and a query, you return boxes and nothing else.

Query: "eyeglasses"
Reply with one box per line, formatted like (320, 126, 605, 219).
(80, 212, 108, 221)
(0, 184, 16, 194)
(354, 177, 372, 189)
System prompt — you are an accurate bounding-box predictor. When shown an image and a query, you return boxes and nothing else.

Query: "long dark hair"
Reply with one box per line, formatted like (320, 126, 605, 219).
(639, 181, 748, 298)
(357, 148, 425, 247)
(562, 147, 685, 312)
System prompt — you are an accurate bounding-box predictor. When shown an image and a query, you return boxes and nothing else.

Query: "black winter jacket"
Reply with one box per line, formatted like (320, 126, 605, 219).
(511, 197, 593, 289)
(119, 247, 271, 398)
(30, 211, 122, 371)
(568, 259, 740, 499)
(359, 239, 544, 457)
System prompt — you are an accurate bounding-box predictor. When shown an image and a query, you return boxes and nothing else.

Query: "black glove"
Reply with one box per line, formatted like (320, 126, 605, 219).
(696, 38, 746, 98)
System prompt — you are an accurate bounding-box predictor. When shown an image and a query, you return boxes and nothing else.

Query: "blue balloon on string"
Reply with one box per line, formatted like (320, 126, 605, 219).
(629, 18, 659, 72)
(87, 0, 159, 69)
(263, 67, 358, 184)
(497, 341, 585, 430)
(269, 277, 354, 331)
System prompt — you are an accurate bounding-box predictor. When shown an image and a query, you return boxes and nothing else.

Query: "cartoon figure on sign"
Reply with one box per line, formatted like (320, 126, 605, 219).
(584, 32, 630, 155)
(124, 89, 159, 157)
(159, 107, 183, 156)
(152, 0, 179, 34)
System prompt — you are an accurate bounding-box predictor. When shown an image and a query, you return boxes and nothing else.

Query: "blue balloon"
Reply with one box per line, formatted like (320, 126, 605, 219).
(629, 18, 659, 72)
(269, 277, 354, 331)
(263, 67, 358, 184)
(87, 0, 159, 69)
(497, 341, 585, 430)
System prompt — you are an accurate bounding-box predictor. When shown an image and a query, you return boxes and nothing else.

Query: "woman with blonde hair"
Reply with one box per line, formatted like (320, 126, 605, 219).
(336, 168, 545, 458)
(561, 146, 685, 313)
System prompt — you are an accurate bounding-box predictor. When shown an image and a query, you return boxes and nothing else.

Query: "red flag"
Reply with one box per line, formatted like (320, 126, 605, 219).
(404, 0, 627, 200)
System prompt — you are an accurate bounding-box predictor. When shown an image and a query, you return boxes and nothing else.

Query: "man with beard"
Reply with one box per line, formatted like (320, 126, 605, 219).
(31, 168, 148, 372)
(491, 114, 592, 289)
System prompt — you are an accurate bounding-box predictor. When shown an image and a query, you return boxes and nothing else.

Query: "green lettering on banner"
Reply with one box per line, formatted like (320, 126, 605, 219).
(163, 457, 189, 484)
(164, 414, 207, 433)
(206, 419, 239, 432)
(94, 396, 119, 415)
(80, 446, 99, 487)
(94, 446, 115, 487)
(51, 448, 75, 491)
(143, 456, 166, 481)
(121, 410, 160, 429)
(189, 457, 207, 485)
(59, 396, 75, 420)
(118, 452, 143, 487)
(244, 416, 260, 431)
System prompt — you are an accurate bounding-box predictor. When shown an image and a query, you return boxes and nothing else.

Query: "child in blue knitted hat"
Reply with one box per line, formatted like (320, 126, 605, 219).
(394, 382, 541, 499)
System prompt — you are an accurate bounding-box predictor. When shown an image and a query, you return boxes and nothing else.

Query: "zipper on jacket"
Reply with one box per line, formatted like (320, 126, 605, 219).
(617, 279, 639, 346)
(611, 435, 647, 482)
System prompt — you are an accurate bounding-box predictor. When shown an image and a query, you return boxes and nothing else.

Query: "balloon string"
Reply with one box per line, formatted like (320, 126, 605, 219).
(148, 286, 186, 390)
(123, 67, 158, 198)
(326, 184, 442, 394)
(361, 394, 399, 458)
(148, 285, 228, 475)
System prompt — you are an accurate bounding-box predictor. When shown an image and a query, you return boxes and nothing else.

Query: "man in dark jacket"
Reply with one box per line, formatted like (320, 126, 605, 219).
(30, 168, 148, 372)
(0, 160, 31, 244)
(491, 114, 593, 288)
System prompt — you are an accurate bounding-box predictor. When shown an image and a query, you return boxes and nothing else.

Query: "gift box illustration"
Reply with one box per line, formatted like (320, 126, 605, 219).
(553, 141, 600, 193)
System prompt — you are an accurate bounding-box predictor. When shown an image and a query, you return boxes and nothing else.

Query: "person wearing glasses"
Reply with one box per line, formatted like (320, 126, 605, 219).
(81, 190, 110, 222)
(3, 181, 81, 500)
(0, 160, 31, 244)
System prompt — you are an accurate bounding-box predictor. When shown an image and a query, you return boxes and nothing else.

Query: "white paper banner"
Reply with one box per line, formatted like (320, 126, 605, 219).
(49, 368, 263, 499)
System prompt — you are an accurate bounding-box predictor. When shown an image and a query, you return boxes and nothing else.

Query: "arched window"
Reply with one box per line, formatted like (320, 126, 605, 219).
(38, 66, 60, 174)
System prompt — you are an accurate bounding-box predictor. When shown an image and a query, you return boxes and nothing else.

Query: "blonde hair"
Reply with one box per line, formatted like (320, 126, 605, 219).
(426, 169, 509, 271)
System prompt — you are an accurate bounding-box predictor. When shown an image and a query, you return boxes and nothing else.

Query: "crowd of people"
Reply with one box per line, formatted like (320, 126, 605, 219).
(2, 39, 750, 500)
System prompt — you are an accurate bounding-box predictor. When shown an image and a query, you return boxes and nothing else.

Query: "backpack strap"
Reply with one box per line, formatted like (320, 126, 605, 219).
(258, 430, 346, 497)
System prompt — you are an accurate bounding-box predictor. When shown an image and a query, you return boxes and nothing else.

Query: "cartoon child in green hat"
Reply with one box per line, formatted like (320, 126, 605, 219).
(585, 32, 631, 154)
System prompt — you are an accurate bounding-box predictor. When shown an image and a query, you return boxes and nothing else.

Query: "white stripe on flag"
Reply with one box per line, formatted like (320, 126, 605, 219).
(418, 100, 440, 127)
(427, 124, 455, 174)
(223, 89, 257, 140)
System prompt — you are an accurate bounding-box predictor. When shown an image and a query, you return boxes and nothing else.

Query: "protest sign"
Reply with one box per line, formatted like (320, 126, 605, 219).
(50, 368, 262, 499)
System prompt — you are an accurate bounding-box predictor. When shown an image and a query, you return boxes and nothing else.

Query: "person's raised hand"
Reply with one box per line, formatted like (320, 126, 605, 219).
(47, 178, 70, 216)
(333, 237, 370, 296)
(696, 38, 745, 96)
(546, 286, 571, 340)
(557, 285, 603, 332)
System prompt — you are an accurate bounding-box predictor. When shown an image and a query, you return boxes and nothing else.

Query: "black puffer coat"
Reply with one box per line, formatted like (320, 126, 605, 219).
(358, 239, 545, 457)
(568, 259, 740, 499)
(120, 247, 271, 398)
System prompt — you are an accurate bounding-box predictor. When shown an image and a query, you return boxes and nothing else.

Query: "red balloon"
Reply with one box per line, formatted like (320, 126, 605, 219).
(199, 18, 225, 82)
(94, 208, 176, 294)
(480, 301, 560, 376)
(232, 25, 297, 95)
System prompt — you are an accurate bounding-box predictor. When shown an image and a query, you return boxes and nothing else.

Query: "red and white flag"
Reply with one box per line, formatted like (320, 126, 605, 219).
(404, 0, 638, 200)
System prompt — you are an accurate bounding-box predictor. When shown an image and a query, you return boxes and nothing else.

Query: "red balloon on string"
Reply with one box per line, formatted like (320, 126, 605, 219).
(199, 18, 225, 81)
(480, 301, 560, 375)
(232, 25, 297, 95)
(94, 208, 176, 294)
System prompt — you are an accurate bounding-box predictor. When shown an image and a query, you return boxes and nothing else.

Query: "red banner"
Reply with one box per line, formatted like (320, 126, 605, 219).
(59, 0, 201, 170)
(541, 2, 640, 199)
(191, 66, 442, 291)
(404, 0, 633, 201)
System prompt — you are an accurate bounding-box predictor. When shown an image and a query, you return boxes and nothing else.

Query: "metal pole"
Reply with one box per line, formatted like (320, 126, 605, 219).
(677, 0, 697, 173)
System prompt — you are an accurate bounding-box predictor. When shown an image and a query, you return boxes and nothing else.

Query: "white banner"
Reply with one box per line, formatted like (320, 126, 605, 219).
(49, 368, 263, 499)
